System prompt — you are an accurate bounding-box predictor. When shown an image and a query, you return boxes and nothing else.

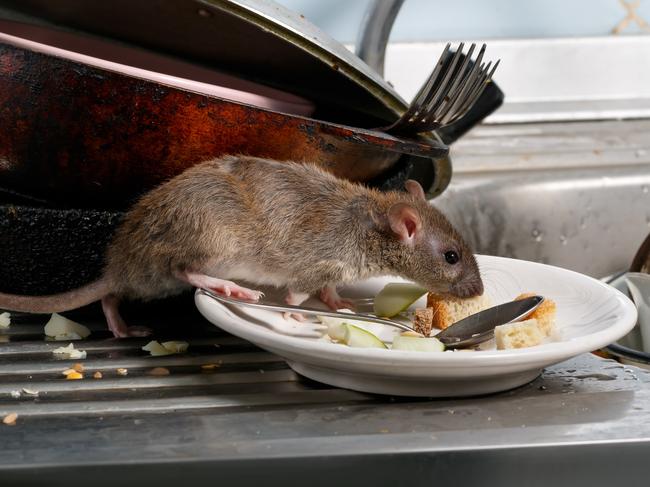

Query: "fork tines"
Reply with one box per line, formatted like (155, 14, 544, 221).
(386, 43, 499, 135)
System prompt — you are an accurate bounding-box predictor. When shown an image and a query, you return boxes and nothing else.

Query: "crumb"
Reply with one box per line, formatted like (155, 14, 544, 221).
(148, 367, 170, 376)
(0, 311, 11, 329)
(65, 371, 83, 380)
(161, 341, 189, 353)
(93, 371, 103, 379)
(116, 368, 128, 376)
(413, 308, 433, 336)
(3, 413, 18, 425)
(201, 363, 220, 370)
(21, 388, 39, 396)
(72, 363, 84, 373)
(10, 390, 20, 399)
(52, 343, 87, 359)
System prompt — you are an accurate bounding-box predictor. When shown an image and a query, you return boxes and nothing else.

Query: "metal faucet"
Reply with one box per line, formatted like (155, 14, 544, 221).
(355, 0, 405, 77)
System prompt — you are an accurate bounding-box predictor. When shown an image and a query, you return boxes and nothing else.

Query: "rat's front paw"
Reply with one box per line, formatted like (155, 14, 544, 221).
(180, 272, 263, 301)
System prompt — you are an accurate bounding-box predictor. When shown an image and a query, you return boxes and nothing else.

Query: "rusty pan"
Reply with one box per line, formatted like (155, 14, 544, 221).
(0, 21, 447, 210)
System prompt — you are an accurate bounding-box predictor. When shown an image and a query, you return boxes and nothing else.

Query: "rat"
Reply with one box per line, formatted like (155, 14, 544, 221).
(0, 155, 483, 337)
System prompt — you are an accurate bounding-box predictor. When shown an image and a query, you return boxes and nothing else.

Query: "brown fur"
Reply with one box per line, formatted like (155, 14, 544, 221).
(0, 155, 482, 315)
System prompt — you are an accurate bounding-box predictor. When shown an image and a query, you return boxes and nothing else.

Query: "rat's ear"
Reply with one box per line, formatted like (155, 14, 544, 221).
(387, 203, 422, 245)
(405, 180, 426, 201)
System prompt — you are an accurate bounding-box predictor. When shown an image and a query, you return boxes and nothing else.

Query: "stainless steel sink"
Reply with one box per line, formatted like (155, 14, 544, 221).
(434, 119, 650, 278)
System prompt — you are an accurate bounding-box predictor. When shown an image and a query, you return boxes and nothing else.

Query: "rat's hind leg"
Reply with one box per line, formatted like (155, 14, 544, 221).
(320, 285, 355, 311)
(101, 294, 152, 338)
(176, 271, 263, 301)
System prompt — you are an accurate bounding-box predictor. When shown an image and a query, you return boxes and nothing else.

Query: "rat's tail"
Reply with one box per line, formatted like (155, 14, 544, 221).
(0, 279, 109, 313)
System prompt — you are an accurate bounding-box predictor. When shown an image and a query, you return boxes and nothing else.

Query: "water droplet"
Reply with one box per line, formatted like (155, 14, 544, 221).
(560, 235, 568, 245)
(579, 218, 587, 229)
(636, 149, 648, 158)
(646, 215, 650, 227)
(643, 185, 649, 194)
(531, 229, 543, 242)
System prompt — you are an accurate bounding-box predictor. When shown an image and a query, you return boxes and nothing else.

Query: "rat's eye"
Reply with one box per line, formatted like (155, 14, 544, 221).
(444, 250, 460, 265)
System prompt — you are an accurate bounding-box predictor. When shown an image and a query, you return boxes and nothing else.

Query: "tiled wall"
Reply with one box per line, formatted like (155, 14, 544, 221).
(278, 0, 650, 43)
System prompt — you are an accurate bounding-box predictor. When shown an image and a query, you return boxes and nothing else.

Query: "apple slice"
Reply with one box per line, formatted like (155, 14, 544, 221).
(343, 324, 387, 349)
(392, 335, 445, 352)
(373, 283, 427, 317)
(318, 312, 384, 342)
(44, 313, 91, 340)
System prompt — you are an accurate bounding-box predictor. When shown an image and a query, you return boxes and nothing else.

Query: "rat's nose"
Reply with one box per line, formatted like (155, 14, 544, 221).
(451, 279, 484, 298)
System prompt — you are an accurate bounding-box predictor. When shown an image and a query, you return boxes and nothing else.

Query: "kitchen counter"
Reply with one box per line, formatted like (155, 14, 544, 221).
(1, 306, 649, 486)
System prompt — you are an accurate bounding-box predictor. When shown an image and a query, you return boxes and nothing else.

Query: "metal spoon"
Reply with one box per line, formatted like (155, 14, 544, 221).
(199, 289, 544, 349)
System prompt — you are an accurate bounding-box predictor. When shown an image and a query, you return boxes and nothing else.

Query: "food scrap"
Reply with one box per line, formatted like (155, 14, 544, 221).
(413, 308, 434, 336)
(147, 367, 170, 376)
(3, 413, 18, 426)
(142, 340, 189, 356)
(44, 313, 91, 340)
(495, 319, 544, 350)
(52, 343, 87, 359)
(317, 282, 558, 352)
(515, 293, 557, 337)
(72, 363, 84, 373)
(0, 311, 11, 329)
(373, 283, 427, 318)
(201, 363, 221, 370)
(93, 371, 103, 379)
(116, 368, 128, 376)
(392, 333, 445, 352)
(161, 341, 189, 353)
(64, 371, 83, 380)
(21, 388, 39, 397)
(426, 292, 492, 330)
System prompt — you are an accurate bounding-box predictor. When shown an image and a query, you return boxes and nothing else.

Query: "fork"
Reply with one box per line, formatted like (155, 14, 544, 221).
(197, 288, 415, 332)
(384, 43, 499, 135)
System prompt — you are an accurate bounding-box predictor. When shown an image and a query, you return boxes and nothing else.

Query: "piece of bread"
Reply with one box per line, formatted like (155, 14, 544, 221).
(495, 318, 544, 349)
(413, 308, 434, 336)
(515, 293, 556, 337)
(426, 293, 492, 330)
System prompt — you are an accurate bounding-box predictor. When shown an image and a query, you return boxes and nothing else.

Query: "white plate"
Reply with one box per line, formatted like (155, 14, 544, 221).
(195, 255, 637, 397)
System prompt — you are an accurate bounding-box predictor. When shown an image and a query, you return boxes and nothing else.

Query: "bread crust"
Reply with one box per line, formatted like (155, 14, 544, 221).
(515, 293, 556, 336)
